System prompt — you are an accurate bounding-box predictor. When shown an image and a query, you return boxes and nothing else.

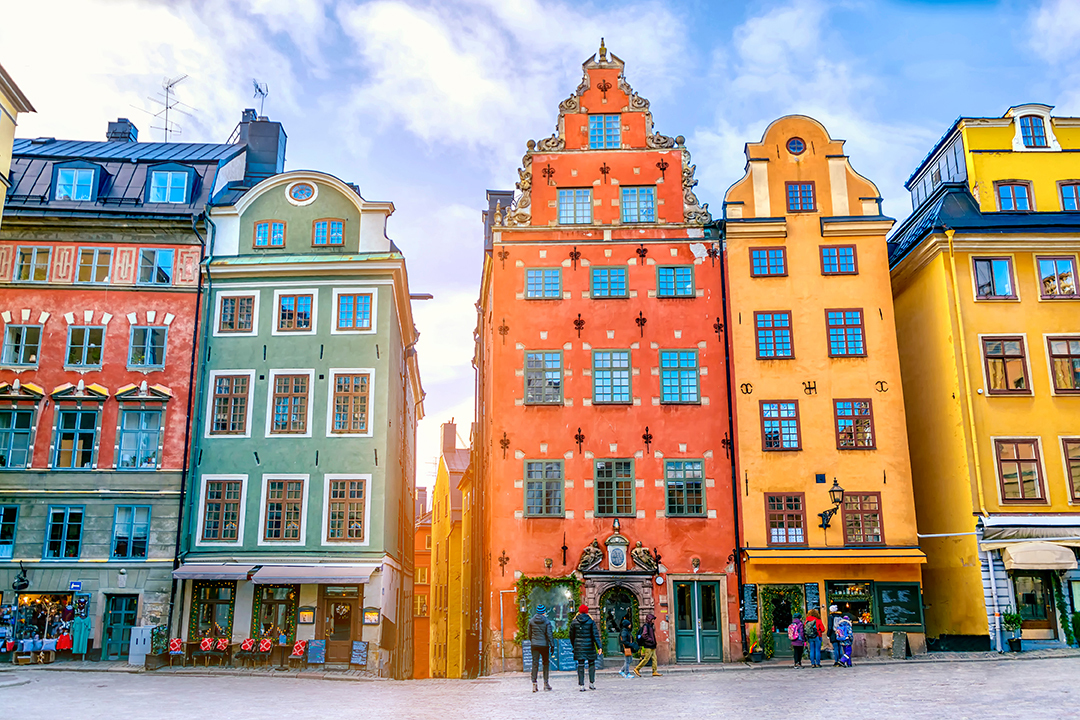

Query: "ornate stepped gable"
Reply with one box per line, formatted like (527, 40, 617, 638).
(495, 41, 710, 228)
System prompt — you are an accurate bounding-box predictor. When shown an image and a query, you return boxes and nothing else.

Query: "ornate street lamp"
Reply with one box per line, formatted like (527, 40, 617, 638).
(818, 479, 845, 529)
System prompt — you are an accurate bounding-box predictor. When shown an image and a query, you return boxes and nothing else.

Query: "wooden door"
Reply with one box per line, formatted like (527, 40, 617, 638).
(1014, 572, 1056, 631)
(323, 598, 356, 662)
(104, 595, 138, 660)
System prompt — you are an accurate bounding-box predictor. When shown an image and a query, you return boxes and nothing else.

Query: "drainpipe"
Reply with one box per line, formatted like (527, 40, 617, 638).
(986, 546, 1003, 653)
(714, 224, 748, 657)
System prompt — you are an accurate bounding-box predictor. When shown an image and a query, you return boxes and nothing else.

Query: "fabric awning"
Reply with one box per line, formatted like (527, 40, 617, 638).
(744, 548, 926, 565)
(980, 519, 1080, 550)
(172, 564, 254, 580)
(250, 565, 377, 585)
(1001, 542, 1078, 571)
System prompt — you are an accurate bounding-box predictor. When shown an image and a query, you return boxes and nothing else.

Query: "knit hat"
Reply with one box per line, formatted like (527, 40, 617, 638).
(535, 604, 547, 614)
(829, 605, 838, 612)
(579, 604, 589, 614)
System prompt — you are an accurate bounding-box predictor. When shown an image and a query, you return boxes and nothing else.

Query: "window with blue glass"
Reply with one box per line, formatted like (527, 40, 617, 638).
(44, 506, 83, 559)
(137, 248, 174, 285)
(525, 268, 561, 299)
(1061, 183, 1080, 211)
(666, 460, 704, 516)
(0, 410, 33, 468)
(755, 312, 793, 359)
(149, 171, 188, 203)
(0, 505, 16, 560)
(826, 310, 866, 357)
(660, 350, 699, 403)
(588, 114, 621, 149)
(55, 168, 95, 201)
(118, 410, 161, 470)
(657, 266, 694, 297)
(821, 245, 857, 275)
(997, 183, 1032, 211)
(591, 267, 628, 298)
(129, 327, 167, 368)
(524, 461, 564, 517)
(254, 220, 286, 247)
(1020, 115, 1048, 148)
(54, 411, 97, 470)
(750, 248, 786, 277)
(621, 187, 656, 223)
(593, 351, 631, 403)
(558, 189, 592, 224)
(786, 182, 815, 212)
(525, 352, 562, 403)
(111, 505, 150, 559)
(313, 219, 344, 246)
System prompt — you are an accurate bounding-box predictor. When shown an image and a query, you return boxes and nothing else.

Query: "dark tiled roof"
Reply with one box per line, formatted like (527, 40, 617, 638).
(904, 117, 962, 189)
(12, 138, 244, 163)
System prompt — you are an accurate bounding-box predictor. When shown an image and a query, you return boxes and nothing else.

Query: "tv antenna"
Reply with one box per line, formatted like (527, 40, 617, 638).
(145, 74, 195, 142)
(253, 79, 269, 116)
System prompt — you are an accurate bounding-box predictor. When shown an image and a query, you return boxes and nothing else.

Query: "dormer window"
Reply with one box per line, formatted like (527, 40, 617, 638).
(1020, 116, 1048, 148)
(149, 171, 188, 203)
(56, 168, 95, 201)
(588, 114, 620, 149)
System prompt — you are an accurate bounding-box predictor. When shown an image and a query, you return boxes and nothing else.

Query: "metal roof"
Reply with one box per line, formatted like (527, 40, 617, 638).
(12, 138, 244, 163)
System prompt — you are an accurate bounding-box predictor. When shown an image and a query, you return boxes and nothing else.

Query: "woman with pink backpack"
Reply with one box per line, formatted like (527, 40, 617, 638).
(786, 612, 806, 668)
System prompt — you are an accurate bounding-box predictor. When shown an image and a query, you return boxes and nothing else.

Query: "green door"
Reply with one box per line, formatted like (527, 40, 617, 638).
(600, 587, 635, 657)
(104, 595, 138, 660)
(673, 581, 723, 662)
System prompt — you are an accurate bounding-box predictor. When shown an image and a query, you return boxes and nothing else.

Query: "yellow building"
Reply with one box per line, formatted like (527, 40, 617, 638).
(0, 62, 34, 225)
(890, 104, 1080, 651)
(724, 116, 925, 659)
(430, 422, 467, 677)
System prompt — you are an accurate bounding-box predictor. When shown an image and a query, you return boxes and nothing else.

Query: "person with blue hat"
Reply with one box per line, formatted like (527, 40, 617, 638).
(528, 604, 555, 692)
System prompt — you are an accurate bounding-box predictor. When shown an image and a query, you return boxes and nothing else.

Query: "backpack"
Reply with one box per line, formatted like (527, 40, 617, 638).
(836, 621, 852, 643)
(804, 618, 819, 640)
(787, 622, 803, 642)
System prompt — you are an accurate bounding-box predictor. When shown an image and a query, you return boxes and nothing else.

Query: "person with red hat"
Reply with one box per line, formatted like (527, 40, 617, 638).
(568, 604, 602, 691)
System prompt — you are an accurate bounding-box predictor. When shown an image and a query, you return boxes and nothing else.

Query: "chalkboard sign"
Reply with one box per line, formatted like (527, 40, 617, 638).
(521, 642, 556, 672)
(875, 583, 923, 629)
(556, 638, 575, 671)
(742, 584, 758, 622)
(351, 641, 368, 666)
(804, 582, 820, 613)
(307, 639, 326, 664)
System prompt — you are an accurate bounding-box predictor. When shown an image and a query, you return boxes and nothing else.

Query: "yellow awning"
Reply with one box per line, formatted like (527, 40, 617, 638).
(744, 548, 926, 565)
(1001, 542, 1078, 571)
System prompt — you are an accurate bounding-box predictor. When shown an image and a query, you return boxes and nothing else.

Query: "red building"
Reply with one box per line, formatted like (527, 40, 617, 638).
(474, 44, 739, 671)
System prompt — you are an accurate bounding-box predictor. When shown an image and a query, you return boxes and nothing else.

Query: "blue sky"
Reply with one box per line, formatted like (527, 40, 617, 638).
(3, 0, 1079, 490)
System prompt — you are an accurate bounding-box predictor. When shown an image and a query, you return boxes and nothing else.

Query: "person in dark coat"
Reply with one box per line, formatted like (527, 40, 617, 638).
(527, 604, 554, 692)
(568, 604, 601, 691)
(618, 618, 635, 678)
(633, 613, 661, 677)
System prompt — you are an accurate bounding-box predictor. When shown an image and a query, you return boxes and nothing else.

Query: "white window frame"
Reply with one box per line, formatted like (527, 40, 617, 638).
(204, 369, 257, 439)
(319, 473, 372, 547)
(194, 473, 248, 547)
(149, 171, 188, 204)
(212, 290, 261, 338)
(1010, 106, 1061, 152)
(256, 472, 310, 547)
(270, 288, 319, 337)
(324, 368, 376, 438)
(264, 369, 316, 438)
(329, 287, 378, 335)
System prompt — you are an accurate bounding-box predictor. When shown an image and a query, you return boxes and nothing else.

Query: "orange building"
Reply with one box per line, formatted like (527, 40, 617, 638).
(474, 43, 739, 672)
(413, 494, 431, 679)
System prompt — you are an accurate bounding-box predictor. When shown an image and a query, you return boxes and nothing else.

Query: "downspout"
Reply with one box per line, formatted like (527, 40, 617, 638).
(715, 224, 748, 658)
(945, 227, 998, 649)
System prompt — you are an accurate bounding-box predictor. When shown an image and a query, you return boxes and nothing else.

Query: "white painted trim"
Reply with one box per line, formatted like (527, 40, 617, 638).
(988, 434, 1052, 507)
(285, 180, 319, 207)
(319, 473, 373, 547)
(975, 332, 1035, 396)
(269, 288, 319, 337)
(211, 290, 261, 338)
(256, 473, 310, 547)
(329, 287, 378, 335)
(204, 369, 256, 439)
(211, 279, 395, 289)
(193, 473, 248, 547)
(1009, 105, 1061, 152)
(324, 368, 376, 438)
(264, 369, 316, 438)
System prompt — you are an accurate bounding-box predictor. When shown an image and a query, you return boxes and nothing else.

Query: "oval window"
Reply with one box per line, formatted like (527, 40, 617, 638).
(787, 137, 806, 155)
(289, 183, 315, 202)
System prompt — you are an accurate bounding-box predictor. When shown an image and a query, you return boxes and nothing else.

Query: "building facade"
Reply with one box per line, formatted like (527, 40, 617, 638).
(0, 116, 247, 659)
(430, 421, 466, 677)
(722, 116, 925, 659)
(173, 166, 423, 678)
(474, 44, 738, 672)
(0, 62, 33, 226)
(412, 502, 431, 678)
(890, 104, 1080, 650)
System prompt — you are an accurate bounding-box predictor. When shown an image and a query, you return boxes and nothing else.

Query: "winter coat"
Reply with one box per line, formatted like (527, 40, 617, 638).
(827, 612, 841, 643)
(788, 618, 805, 647)
(640, 614, 657, 649)
(569, 613, 601, 660)
(835, 618, 853, 644)
(619, 619, 634, 650)
(527, 613, 554, 647)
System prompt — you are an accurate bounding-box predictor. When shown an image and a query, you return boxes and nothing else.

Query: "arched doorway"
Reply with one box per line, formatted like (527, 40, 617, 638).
(599, 586, 637, 656)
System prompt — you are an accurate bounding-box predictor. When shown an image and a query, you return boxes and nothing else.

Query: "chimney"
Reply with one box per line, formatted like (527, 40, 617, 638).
(416, 487, 428, 518)
(238, 108, 287, 185)
(106, 118, 138, 143)
(484, 189, 515, 251)
(441, 422, 457, 456)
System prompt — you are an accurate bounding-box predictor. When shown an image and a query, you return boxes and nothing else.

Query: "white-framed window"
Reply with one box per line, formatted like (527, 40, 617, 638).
(195, 474, 248, 547)
(325, 368, 375, 438)
(257, 473, 309, 546)
(149, 171, 189, 203)
(205, 369, 256, 438)
(320, 474, 371, 546)
(330, 287, 378, 335)
(213, 291, 260, 338)
(55, 168, 95, 201)
(265, 369, 315, 438)
(271, 288, 319, 336)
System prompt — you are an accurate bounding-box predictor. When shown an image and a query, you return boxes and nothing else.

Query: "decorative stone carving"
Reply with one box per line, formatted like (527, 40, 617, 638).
(605, 520, 629, 571)
(646, 132, 676, 149)
(577, 539, 604, 572)
(681, 147, 712, 225)
(536, 134, 565, 152)
(628, 92, 650, 111)
(630, 541, 658, 573)
(559, 94, 580, 114)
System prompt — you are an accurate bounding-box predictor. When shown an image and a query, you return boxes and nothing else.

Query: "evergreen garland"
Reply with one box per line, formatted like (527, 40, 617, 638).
(514, 574, 582, 644)
(597, 587, 641, 655)
(187, 581, 236, 640)
(249, 585, 300, 643)
(757, 585, 804, 659)
(1051, 573, 1075, 646)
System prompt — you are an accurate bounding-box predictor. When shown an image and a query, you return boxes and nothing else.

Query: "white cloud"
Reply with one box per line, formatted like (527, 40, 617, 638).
(412, 287, 478, 386)
(416, 395, 475, 490)
(1030, 0, 1080, 64)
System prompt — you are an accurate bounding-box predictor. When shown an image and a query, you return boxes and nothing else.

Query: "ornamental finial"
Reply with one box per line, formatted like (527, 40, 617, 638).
(599, 37, 607, 61)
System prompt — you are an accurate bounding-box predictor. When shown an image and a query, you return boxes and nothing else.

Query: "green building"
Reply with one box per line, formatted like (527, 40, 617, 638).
(173, 169, 423, 679)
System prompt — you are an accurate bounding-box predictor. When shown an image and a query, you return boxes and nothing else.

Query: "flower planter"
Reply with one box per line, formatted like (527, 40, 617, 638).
(1007, 637, 1022, 653)
(749, 650, 764, 663)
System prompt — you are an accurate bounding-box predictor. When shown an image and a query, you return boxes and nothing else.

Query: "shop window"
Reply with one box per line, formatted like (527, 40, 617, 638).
(190, 581, 235, 639)
(826, 309, 866, 357)
(588, 114, 620, 149)
(982, 337, 1029, 394)
(665, 460, 704, 517)
(271, 374, 309, 434)
(76, 248, 112, 283)
(0, 505, 17, 560)
(657, 266, 694, 297)
(254, 220, 286, 248)
(621, 186, 656, 223)
(137, 248, 174, 285)
(525, 460, 564, 517)
(1020, 115, 1048, 148)
(593, 350, 630, 403)
(750, 247, 786, 277)
(786, 182, 815, 212)
(53, 410, 97, 470)
(128, 326, 167, 368)
(118, 410, 161, 469)
(0, 409, 33, 469)
(526, 268, 561, 299)
(111, 505, 150, 559)
(211, 375, 250, 435)
(15, 247, 51, 282)
(995, 439, 1045, 503)
(1036, 256, 1077, 298)
(44, 506, 83, 559)
(973, 257, 1016, 299)
(595, 459, 634, 516)
(821, 245, 858, 275)
(277, 293, 313, 331)
(761, 401, 800, 451)
(826, 581, 875, 629)
(313, 219, 344, 246)
(558, 189, 592, 224)
(252, 585, 298, 642)
(66, 326, 104, 367)
(264, 477, 304, 540)
(835, 399, 875, 449)
(336, 292, 373, 331)
(219, 296, 255, 333)
(755, 312, 793, 359)
(842, 493, 883, 545)
(525, 351, 562, 404)
(1062, 439, 1080, 503)
(660, 350, 699, 403)
(327, 478, 366, 541)
(2, 325, 41, 366)
(591, 266, 628, 298)
(765, 493, 805, 545)
(202, 479, 241, 541)
(331, 373, 370, 434)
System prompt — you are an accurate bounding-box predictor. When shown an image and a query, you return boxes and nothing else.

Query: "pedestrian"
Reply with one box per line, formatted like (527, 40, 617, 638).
(787, 612, 806, 668)
(633, 613, 661, 677)
(836, 614, 853, 667)
(827, 604, 842, 665)
(569, 604, 602, 691)
(618, 618, 636, 678)
(804, 609, 826, 668)
(527, 604, 554, 692)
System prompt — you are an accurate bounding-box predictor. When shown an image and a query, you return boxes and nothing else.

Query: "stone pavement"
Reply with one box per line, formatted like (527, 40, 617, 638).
(2, 655, 1079, 719)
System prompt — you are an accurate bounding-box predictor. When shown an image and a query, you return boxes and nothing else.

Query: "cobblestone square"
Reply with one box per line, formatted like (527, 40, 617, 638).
(3, 657, 1079, 720)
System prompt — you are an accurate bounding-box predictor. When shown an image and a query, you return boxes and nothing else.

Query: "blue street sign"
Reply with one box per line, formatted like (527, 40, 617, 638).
(69, 581, 82, 591)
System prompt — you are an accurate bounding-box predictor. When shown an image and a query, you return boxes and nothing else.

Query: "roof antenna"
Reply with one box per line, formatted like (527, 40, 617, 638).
(253, 79, 269, 116)
(147, 74, 191, 142)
